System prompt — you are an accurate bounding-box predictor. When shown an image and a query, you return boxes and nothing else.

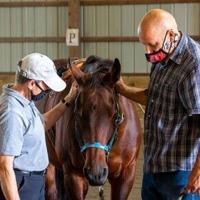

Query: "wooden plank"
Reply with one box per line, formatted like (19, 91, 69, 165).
(1, 0, 200, 7)
(68, 0, 81, 57)
(0, 35, 200, 43)
(83, 36, 139, 42)
(0, 1, 68, 7)
(81, 0, 200, 5)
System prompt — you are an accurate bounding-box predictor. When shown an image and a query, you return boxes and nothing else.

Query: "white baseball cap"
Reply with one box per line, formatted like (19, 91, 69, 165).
(18, 53, 66, 92)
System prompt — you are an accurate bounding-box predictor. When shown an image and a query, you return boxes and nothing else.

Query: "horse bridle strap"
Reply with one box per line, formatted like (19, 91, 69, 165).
(80, 142, 109, 152)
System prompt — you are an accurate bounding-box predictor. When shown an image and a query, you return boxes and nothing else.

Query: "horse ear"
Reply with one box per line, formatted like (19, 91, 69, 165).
(70, 65, 86, 85)
(103, 58, 121, 86)
(111, 58, 121, 83)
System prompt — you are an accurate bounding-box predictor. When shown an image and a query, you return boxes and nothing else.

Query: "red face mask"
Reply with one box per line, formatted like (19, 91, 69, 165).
(145, 49, 168, 63)
(145, 30, 171, 64)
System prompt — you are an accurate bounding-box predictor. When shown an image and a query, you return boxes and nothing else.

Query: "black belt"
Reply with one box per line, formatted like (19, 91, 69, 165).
(14, 169, 46, 176)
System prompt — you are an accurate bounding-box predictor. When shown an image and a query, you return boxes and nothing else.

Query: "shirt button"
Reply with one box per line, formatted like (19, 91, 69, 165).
(148, 114, 151, 118)
(151, 99, 154, 103)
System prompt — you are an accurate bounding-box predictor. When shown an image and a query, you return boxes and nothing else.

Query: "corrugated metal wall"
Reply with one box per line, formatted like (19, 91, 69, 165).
(0, 3, 200, 73)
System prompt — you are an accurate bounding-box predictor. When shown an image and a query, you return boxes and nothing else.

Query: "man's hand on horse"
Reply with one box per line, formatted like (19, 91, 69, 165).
(64, 81, 79, 103)
(62, 58, 85, 81)
(186, 157, 200, 195)
(115, 77, 126, 93)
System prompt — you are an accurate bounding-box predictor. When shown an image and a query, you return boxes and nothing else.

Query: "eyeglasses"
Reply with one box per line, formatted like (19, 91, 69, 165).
(35, 81, 51, 94)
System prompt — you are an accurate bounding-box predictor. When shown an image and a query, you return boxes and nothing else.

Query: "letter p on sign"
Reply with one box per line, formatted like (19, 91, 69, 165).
(66, 29, 79, 46)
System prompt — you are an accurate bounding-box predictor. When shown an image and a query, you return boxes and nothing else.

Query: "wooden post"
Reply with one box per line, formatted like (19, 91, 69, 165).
(68, 0, 81, 57)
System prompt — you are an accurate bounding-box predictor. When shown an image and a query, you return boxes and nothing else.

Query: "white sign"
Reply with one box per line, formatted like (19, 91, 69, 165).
(66, 29, 79, 46)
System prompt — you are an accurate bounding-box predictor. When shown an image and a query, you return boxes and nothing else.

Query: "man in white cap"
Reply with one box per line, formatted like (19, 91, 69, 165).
(0, 53, 78, 200)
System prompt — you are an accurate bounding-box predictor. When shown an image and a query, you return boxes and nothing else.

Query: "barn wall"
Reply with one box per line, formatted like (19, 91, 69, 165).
(0, 2, 199, 73)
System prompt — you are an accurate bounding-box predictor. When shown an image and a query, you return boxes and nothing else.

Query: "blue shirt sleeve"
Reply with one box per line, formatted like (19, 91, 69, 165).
(0, 111, 25, 156)
(178, 69, 200, 115)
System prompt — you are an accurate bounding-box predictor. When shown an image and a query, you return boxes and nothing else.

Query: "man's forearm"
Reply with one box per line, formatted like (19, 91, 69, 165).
(118, 84, 147, 105)
(0, 167, 20, 200)
(44, 101, 66, 131)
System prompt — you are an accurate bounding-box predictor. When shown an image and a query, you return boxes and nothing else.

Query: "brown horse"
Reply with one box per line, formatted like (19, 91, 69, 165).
(44, 56, 141, 200)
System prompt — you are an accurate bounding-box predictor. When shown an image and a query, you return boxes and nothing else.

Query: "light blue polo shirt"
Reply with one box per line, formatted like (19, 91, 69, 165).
(0, 85, 49, 171)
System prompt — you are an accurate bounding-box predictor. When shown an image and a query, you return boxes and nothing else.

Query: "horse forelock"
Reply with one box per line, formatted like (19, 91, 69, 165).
(83, 58, 114, 88)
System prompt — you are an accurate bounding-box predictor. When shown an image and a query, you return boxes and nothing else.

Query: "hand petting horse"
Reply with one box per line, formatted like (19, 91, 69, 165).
(42, 56, 142, 200)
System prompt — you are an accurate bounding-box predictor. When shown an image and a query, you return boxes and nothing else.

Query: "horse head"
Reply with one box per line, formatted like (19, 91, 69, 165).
(70, 56, 122, 186)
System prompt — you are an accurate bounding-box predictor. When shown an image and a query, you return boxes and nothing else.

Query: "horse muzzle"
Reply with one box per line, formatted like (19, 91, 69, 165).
(83, 166, 108, 186)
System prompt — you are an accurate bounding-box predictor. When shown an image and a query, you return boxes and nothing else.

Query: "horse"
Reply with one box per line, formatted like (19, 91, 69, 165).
(43, 56, 142, 200)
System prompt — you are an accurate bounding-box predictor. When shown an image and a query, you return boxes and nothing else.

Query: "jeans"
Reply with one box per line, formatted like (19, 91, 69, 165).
(0, 170, 45, 200)
(142, 171, 200, 200)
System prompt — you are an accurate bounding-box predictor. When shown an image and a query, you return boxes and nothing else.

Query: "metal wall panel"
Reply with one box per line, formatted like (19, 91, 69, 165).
(121, 5, 134, 73)
(133, 5, 147, 73)
(58, 7, 68, 59)
(0, 3, 200, 73)
(82, 6, 97, 57)
(187, 3, 200, 35)
(11, 0, 23, 71)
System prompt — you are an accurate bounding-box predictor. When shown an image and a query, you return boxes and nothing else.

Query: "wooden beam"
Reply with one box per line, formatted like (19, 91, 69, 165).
(68, 0, 81, 57)
(81, 0, 200, 5)
(0, 1, 68, 7)
(0, 35, 199, 43)
(1, 0, 200, 7)
(82, 36, 139, 42)
(0, 37, 65, 43)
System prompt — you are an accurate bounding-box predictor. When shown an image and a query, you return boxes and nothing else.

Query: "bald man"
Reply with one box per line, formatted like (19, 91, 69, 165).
(116, 9, 200, 200)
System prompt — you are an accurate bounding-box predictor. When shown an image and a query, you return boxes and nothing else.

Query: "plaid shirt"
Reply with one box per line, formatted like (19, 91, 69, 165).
(144, 33, 200, 173)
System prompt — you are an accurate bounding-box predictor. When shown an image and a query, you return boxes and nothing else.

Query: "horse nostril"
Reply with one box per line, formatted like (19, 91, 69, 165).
(103, 167, 108, 176)
(83, 167, 90, 176)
